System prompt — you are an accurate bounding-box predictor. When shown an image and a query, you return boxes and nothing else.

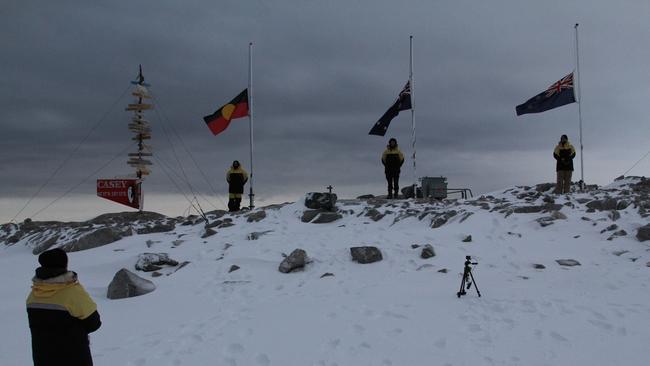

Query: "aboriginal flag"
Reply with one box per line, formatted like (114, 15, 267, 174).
(204, 89, 249, 135)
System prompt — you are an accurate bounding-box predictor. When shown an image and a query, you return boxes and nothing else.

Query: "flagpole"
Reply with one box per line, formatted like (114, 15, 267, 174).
(248, 42, 255, 209)
(574, 23, 585, 190)
(409, 35, 417, 198)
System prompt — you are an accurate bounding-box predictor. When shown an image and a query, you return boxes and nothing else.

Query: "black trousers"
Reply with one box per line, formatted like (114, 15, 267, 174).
(385, 171, 400, 196)
(228, 197, 242, 212)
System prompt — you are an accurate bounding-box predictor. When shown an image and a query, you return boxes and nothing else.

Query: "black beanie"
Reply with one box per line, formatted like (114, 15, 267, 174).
(38, 248, 68, 269)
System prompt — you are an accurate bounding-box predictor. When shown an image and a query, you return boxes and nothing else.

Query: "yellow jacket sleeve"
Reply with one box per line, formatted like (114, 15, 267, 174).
(65, 284, 98, 320)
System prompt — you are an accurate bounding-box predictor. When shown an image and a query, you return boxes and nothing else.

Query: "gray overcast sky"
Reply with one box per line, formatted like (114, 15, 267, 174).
(1, 0, 649, 222)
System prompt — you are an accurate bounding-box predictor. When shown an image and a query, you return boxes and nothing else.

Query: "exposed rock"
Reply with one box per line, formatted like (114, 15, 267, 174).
(228, 265, 240, 273)
(556, 259, 581, 267)
(601, 224, 618, 233)
(411, 244, 421, 249)
(205, 210, 228, 220)
(608, 210, 621, 221)
(636, 224, 650, 242)
(462, 235, 472, 242)
(135, 253, 179, 272)
(431, 210, 457, 228)
(201, 228, 217, 238)
(420, 244, 435, 259)
(513, 205, 544, 214)
(305, 192, 337, 211)
(542, 195, 555, 204)
(536, 217, 555, 227)
(172, 240, 184, 247)
(356, 194, 375, 199)
(181, 215, 203, 226)
(90, 211, 167, 225)
(459, 212, 474, 223)
(107, 268, 156, 299)
(301, 210, 321, 223)
(320, 272, 335, 278)
(535, 183, 555, 192)
(247, 230, 273, 240)
(136, 222, 176, 235)
(550, 211, 567, 220)
(350, 246, 383, 264)
(61, 227, 123, 253)
(31, 235, 61, 255)
(312, 212, 343, 224)
(365, 208, 385, 222)
(416, 264, 434, 271)
(586, 198, 618, 211)
(279, 249, 307, 273)
(151, 271, 162, 278)
(533, 264, 546, 269)
(613, 250, 629, 256)
(401, 185, 423, 199)
(246, 210, 267, 223)
(206, 219, 234, 229)
(437, 268, 448, 273)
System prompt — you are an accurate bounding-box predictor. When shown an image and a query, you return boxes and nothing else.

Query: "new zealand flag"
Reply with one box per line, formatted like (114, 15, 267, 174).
(369, 81, 412, 136)
(516, 73, 576, 116)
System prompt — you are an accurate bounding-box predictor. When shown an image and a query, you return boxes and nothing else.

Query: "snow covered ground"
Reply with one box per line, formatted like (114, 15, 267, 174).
(2, 179, 649, 366)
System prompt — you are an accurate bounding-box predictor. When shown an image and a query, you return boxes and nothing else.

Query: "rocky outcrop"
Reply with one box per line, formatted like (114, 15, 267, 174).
(246, 210, 267, 223)
(305, 192, 337, 211)
(107, 268, 156, 299)
(60, 227, 124, 253)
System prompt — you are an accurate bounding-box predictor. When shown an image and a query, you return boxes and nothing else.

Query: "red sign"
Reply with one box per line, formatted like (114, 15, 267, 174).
(97, 179, 141, 209)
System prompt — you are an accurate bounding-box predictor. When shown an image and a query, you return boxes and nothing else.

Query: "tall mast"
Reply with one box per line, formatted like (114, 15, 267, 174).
(574, 24, 585, 190)
(126, 65, 153, 211)
(410, 35, 417, 197)
(248, 42, 255, 209)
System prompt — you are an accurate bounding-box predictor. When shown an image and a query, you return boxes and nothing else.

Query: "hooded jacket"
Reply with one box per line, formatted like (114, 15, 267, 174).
(553, 141, 576, 172)
(226, 166, 249, 194)
(381, 146, 405, 173)
(26, 271, 101, 366)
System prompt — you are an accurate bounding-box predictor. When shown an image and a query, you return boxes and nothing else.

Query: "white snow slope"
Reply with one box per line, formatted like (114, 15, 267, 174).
(2, 179, 649, 366)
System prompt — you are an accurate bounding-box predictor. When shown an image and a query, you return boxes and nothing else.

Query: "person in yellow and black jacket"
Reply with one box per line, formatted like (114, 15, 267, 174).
(553, 134, 577, 194)
(226, 160, 249, 212)
(381, 138, 405, 199)
(26, 248, 101, 366)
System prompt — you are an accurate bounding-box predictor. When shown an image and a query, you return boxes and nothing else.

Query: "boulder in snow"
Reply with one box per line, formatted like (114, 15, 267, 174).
(279, 249, 308, 273)
(420, 244, 436, 259)
(636, 224, 650, 242)
(350, 246, 383, 264)
(556, 259, 581, 267)
(135, 253, 179, 272)
(107, 268, 156, 299)
(201, 228, 217, 238)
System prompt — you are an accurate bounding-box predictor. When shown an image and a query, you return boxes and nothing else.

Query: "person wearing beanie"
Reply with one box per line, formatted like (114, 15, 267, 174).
(553, 134, 576, 194)
(226, 160, 249, 212)
(381, 138, 405, 199)
(26, 248, 101, 366)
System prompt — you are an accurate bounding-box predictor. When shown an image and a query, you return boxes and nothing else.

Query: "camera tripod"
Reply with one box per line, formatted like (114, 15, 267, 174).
(457, 256, 481, 298)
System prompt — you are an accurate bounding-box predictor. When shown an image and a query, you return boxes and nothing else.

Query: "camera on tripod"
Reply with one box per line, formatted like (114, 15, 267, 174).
(457, 255, 481, 298)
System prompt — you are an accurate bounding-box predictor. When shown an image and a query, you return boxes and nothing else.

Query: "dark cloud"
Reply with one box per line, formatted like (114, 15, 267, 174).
(2, 0, 650, 221)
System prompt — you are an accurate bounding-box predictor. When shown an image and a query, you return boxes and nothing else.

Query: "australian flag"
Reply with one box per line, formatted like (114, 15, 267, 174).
(369, 81, 412, 136)
(516, 73, 576, 116)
